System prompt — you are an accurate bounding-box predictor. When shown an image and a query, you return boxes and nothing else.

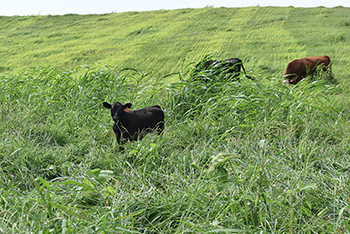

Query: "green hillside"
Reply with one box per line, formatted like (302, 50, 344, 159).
(1, 6, 350, 81)
(1, 6, 350, 233)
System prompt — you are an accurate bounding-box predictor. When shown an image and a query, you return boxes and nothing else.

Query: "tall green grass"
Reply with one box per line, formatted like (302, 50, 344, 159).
(2, 5, 350, 233)
(1, 61, 350, 232)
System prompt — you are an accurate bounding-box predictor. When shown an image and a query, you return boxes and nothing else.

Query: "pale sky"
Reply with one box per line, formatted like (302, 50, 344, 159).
(0, 0, 349, 16)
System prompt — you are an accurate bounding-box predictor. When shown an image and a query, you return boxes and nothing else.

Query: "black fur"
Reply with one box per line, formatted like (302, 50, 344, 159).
(194, 58, 253, 81)
(103, 101, 164, 149)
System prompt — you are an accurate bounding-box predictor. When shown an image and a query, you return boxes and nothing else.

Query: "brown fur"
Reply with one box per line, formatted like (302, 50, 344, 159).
(282, 55, 331, 85)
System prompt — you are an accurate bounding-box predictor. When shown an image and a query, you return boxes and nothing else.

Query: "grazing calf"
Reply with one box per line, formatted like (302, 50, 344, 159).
(103, 101, 164, 149)
(282, 55, 332, 85)
(194, 58, 253, 81)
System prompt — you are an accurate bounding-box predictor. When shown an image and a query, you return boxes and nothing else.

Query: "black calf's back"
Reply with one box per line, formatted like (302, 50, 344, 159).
(194, 57, 252, 81)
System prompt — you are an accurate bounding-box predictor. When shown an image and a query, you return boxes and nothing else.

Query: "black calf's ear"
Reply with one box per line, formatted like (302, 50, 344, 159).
(124, 103, 132, 109)
(103, 102, 111, 109)
(123, 103, 132, 112)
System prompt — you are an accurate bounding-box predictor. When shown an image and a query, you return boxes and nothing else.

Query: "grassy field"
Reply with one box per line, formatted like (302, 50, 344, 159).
(1, 6, 350, 233)
(2, 6, 350, 81)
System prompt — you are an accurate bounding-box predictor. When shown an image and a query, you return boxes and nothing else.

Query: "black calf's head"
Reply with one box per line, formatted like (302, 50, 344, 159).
(103, 102, 132, 122)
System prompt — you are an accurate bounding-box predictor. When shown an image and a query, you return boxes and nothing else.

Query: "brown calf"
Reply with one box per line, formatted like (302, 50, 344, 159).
(283, 55, 331, 85)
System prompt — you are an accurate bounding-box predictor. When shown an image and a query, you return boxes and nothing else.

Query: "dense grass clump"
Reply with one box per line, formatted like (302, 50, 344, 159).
(1, 62, 350, 233)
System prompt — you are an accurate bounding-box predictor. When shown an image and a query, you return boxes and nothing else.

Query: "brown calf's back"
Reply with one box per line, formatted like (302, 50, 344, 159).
(283, 55, 331, 84)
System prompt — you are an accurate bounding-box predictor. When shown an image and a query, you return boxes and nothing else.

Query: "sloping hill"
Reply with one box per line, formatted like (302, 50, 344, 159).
(1, 6, 350, 82)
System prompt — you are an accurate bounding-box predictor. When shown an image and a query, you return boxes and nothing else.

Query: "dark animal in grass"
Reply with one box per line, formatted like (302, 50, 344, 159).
(282, 55, 332, 85)
(103, 101, 164, 149)
(194, 58, 253, 81)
